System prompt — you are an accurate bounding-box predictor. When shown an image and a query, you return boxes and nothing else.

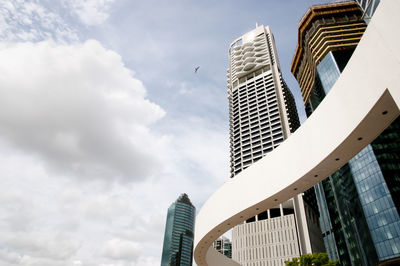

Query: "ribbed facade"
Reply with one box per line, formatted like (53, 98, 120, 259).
(291, 2, 400, 266)
(161, 194, 196, 266)
(232, 211, 300, 266)
(228, 26, 324, 266)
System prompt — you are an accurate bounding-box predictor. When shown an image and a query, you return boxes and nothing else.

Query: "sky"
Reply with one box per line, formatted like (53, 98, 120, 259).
(0, 0, 333, 265)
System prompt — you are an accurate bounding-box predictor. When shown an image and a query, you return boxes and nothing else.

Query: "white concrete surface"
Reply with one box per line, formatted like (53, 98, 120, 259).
(194, 1, 400, 265)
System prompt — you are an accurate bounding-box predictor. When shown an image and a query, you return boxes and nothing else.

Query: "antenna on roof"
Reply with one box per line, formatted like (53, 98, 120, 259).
(256, 22, 258, 28)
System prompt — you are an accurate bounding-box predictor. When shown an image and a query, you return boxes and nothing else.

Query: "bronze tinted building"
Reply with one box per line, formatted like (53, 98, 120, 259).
(291, 1, 366, 114)
(291, 2, 400, 266)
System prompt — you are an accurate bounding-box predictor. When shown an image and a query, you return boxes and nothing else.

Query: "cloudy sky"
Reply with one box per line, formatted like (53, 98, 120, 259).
(0, 0, 333, 265)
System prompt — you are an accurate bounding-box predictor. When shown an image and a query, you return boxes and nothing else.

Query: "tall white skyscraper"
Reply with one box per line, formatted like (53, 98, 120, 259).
(227, 25, 324, 265)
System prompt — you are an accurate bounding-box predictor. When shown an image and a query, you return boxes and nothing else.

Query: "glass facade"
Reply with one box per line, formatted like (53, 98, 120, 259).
(371, 120, 400, 215)
(306, 46, 400, 265)
(161, 194, 196, 266)
(316, 52, 340, 95)
(314, 183, 339, 261)
(355, 0, 381, 23)
(349, 145, 400, 261)
(306, 50, 354, 116)
(320, 163, 377, 266)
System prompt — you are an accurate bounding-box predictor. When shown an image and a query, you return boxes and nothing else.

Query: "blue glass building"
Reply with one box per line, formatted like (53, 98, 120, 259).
(161, 193, 196, 266)
(291, 2, 400, 265)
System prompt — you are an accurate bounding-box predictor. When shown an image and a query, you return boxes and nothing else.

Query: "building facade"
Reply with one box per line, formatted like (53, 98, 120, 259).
(291, 2, 400, 266)
(227, 25, 324, 266)
(227, 25, 300, 177)
(213, 236, 232, 259)
(161, 193, 196, 266)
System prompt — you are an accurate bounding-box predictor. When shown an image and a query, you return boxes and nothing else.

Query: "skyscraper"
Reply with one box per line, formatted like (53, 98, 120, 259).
(291, 1, 400, 265)
(161, 193, 196, 266)
(227, 25, 300, 177)
(227, 25, 324, 266)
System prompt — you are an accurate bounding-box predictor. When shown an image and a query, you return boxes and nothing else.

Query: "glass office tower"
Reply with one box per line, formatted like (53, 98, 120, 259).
(227, 25, 324, 266)
(161, 194, 196, 266)
(291, 2, 400, 265)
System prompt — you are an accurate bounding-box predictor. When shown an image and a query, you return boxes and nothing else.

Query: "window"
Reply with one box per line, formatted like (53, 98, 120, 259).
(253, 140, 261, 146)
(271, 118, 280, 124)
(272, 124, 281, 130)
(243, 150, 251, 155)
(264, 147, 273, 153)
(253, 146, 261, 151)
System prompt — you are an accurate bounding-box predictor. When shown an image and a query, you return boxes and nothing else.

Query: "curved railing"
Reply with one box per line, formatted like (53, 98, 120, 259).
(194, 1, 400, 265)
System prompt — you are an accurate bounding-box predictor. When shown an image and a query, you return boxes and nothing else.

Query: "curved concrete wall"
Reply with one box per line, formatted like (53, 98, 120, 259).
(194, 1, 400, 265)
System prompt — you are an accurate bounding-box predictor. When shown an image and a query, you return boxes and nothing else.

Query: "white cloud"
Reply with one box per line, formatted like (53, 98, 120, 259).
(0, 40, 166, 182)
(0, 38, 229, 266)
(0, 249, 22, 265)
(2, 232, 81, 261)
(0, 0, 115, 43)
(0, 150, 165, 266)
(101, 238, 141, 261)
(0, 1, 78, 42)
(67, 0, 115, 26)
(0, 2, 233, 266)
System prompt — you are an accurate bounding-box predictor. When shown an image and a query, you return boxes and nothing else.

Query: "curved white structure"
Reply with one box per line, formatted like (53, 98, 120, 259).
(194, 1, 400, 265)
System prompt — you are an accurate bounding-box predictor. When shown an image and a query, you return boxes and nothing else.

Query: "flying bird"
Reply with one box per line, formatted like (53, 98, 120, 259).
(194, 66, 200, 73)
